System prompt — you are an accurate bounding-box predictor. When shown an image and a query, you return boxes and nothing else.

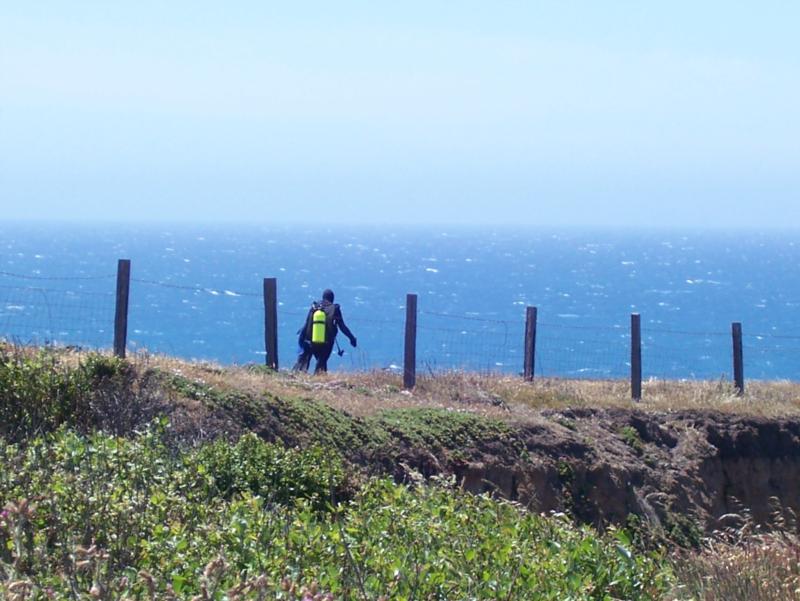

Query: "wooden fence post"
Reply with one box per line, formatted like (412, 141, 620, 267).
(404, 293, 418, 389)
(631, 313, 642, 401)
(523, 306, 537, 381)
(732, 321, 744, 396)
(113, 259, 131, 358)
(264, 278, 278, 370)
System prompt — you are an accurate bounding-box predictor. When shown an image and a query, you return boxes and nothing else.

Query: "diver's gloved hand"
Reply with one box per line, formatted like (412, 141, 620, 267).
(349, 336, 357, 348)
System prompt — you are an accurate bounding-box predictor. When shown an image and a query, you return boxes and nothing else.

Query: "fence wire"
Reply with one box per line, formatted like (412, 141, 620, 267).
(641, 327, 730, 380)
(742, 333, 800, 380)
(417, 310, 523, 374)
(0, 284, 114, 349)
(127, 278, 264, 363)
(1, 269, 799, 380)
(535, 322, 628, 379)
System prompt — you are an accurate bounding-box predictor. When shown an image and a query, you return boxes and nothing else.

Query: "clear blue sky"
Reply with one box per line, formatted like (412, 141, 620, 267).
(2, 2, 798, 227)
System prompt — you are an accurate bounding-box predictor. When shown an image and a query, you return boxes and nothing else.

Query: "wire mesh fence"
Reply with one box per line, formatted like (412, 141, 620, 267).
(742, 332, 800, 381)
(1, 266, 799, 383)
(535, 321, 629, 379)
(417, 310, 523, 375)
(126, 277, 265, 362)
(0, 274, 116, 349)
(641, 327, 730, 380)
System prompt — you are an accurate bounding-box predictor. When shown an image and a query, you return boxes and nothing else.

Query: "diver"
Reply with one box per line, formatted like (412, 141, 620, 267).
(293, 289, 357, 373)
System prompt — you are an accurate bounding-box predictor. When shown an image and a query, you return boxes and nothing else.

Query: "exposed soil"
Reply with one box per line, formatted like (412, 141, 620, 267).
(161, 379, 800, 540)
(450, 408, 800, 537)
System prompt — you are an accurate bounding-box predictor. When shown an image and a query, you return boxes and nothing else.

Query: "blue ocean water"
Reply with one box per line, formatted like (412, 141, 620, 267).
(1, 223, 799, 380)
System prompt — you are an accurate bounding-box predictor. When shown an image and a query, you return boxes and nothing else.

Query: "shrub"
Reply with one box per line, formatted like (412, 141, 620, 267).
(0, 348, 166, 440)
(0, 426, 672, 599)
(189, 433, 350, 510)
(0, 347, 90, 440)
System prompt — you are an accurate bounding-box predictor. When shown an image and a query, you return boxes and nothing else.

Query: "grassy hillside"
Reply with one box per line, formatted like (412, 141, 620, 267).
(2, 343, 800, 599)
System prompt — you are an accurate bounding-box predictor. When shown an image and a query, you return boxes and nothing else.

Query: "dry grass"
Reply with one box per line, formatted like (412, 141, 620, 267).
(669, 529, 800, 600)
(123, 349, 800, 421)
(7, 342, 800, 420)
(667, 500, 800, 599)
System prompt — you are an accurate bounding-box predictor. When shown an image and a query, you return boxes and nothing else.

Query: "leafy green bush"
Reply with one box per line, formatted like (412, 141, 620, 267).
(0, 348, 166, 440)
(0, 426, 671, 599)
(0, 347, 90, 440)
(190, 433, 350, 510)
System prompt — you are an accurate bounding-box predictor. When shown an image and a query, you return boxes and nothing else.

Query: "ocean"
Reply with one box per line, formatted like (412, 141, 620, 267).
(1, 223, 799, 381)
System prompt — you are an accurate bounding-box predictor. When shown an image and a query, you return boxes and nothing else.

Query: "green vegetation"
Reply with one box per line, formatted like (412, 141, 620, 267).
(619, 425, 645, 455)
(0, 427, 669, 599)
(0, 348, 136, 440)
(372, 407, 524, 457)
(4, 346, 800, 599)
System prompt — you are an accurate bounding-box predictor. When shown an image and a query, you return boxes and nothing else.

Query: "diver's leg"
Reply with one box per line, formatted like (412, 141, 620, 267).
(314, 344, 333, 374)
(293, 347, 312, 371)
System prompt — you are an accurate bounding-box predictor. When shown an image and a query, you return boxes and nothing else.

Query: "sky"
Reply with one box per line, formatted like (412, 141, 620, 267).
(1, 2, 799, 227)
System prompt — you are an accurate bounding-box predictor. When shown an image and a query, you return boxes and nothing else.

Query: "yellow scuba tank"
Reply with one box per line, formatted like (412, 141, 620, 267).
(311, 308, 327, 343)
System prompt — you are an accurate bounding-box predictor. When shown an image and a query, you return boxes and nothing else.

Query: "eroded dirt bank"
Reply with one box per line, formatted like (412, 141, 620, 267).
(169, 382, 800, 538)
(399, 408, 800, 537)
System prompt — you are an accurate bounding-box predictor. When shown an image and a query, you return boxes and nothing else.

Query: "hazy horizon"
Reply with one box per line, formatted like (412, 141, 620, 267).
(4, 218, 800, 235)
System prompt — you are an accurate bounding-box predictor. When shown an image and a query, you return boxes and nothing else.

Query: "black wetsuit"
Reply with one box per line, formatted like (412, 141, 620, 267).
(293, 300, 356, 373)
